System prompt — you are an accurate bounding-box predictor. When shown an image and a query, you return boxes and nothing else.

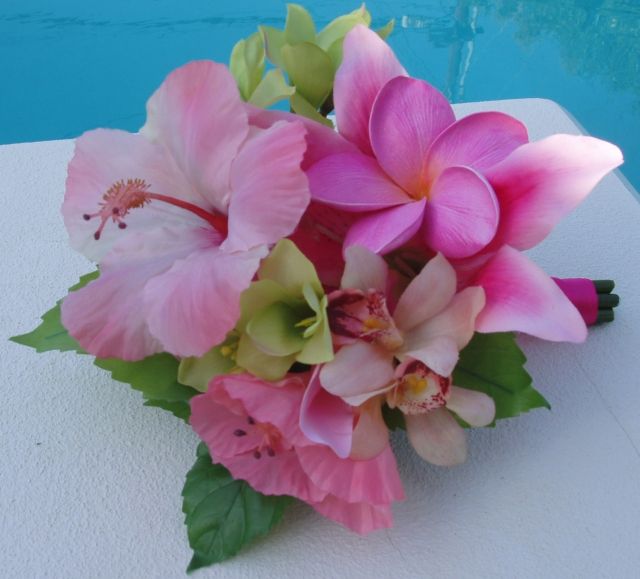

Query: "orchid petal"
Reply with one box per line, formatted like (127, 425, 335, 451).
(350, 398, 390, 460)
(300, 368, 354, 459)
(446, 386, 496, 427)
(425, 112, 528, 181)
(471, 246, 587, 342)
(320, 342, 395, 406)
(486, 134, 623, 250)
(401, 336, 460, 378)
(307, 152, 410, 211)
(345, 199, 427, 256)
(393, 253, 456, 332)
(341, 245, 389, 292)
(224, 120, 309, 252)
(144, 245, 267, 357)
(405, 408, 467, 466)
(423, 166, 500, 259)
(369, 76, 455, 194)
(334, 25, 407, 154)
(141, 60, 249, 212)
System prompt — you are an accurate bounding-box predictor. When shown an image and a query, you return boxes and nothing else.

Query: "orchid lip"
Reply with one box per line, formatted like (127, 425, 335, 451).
(83, 177, 228, 240)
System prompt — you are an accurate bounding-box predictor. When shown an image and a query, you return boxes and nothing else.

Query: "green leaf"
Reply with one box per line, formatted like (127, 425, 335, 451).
(183, 443, 290, 571)
(94, 354, 198, 422)
(382, 405, 406, 431)
(248, 68, 295, 108)
(10, 270, 98, 353)
(453, 333, 550, 424)
(229, 32, 265, 100)
(284, 4, 316, 45)
(289, 92, 334, 127)
(316, 5, 370, 50)
(281, 42, 334, 107)
(377, 18, 395, 40)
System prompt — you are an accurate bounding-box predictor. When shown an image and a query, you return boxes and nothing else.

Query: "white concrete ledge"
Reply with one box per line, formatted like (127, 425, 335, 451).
(2, 99, 640, 578)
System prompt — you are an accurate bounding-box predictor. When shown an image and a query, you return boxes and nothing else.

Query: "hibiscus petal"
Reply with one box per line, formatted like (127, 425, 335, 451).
(341, 245, 389, 292)
(393, 253, 457, 332)
(320, 342, 395, 406)
(312, 495, 394, 535)
(334, 25, 407, 154)
(298, 444, 404, 504)
(245, 104, 359, 169)
(446, 386, 496, 427)
(144, 245, 267, 357)
(485, 134, 623, 250)
(471, 245, 587, 342)
(299, 368, 354, 459)
(405, 408, 467, 466)
(60, 227, 209, 361)
(403, 286, 486, 359)
(223, 120, 310, 252)
(141, 60, 249, 212)
(307, 152, 410, 211)
(369, 76, 455, 194)
(423, 166, 499, 259)
(345, 199, 427, 256)
(62, 129, 204, 263)
(425, 112, 529, 181)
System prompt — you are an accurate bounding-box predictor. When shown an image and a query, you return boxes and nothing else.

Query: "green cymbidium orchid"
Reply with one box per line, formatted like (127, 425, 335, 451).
(229, 3, 394, 125)
(178, 240, 333, 388)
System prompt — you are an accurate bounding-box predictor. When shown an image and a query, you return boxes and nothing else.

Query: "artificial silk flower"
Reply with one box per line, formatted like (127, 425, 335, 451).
(190, 372, 404, 534)
(60, 60, 310, 361)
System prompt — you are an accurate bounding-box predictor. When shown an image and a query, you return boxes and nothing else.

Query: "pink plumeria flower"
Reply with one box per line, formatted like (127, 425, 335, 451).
(307, 25, 623, 344)
(61, 60, 310, 360)
(190, 372, 404, 534)
(319, 247, 495, 465)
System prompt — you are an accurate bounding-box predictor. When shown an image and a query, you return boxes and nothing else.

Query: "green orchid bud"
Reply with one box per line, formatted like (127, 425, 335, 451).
(235, 239, 333, 381)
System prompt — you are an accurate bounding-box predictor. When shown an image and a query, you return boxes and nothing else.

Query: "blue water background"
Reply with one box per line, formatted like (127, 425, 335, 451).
(2, 0, 639, 190)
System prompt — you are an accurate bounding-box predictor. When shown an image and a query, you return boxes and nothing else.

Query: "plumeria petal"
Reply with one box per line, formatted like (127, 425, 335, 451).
(345, 199, 427, 255)
(425, 112, 528, 181)
(393, 253, 457, 332)
(423, 166, 499, 259)
(369, 76, 455, 194)
(144, 244, 267, 357)
(320, 341, 395, 406)
(245, 104, 359, 169)
(446, 386, 496, 427)
(471, 245, 587, 342)
(307, 152, 410, 211)
(62, 129, 203, 263)
(312, 495, 393, 535)
(297, 444, 404, 505)
(334, 25, 407, 154)
(300, 368, 354, 459)
(485, 134, 623, 250)
(223, 120, 310, 252)
(141, 60, 249, 212)
(60, 227, 209, 361)
(341, 245, 389, 292)
(405, 408, 467, 466)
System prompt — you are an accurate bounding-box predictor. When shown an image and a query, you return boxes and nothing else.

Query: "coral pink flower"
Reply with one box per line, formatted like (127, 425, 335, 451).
(319, 247, 495, 465)
(190, 372, 405, 534)
(60, 61, 310, 360)
(307, 25, 623, 343)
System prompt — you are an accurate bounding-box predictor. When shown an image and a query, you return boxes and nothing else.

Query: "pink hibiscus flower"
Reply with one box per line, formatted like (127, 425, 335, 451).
(307, 25, 623, 343)
(61, 60, 310, 360)
(318, 246, 495, 466)
(190, 372, 405, 534)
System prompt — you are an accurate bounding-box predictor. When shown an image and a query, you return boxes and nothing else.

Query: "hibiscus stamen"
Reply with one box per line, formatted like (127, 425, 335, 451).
(83, 178, 228, 239)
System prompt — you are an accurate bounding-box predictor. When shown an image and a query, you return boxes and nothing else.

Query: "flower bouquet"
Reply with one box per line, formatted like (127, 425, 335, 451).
(11, 4, 623, 572)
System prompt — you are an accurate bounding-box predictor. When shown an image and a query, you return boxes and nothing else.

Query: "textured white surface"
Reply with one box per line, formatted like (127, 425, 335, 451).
(2, 99, 640, 579)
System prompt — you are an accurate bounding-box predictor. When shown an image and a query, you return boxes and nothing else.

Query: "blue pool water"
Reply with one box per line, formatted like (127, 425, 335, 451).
(2, 0, 639, 190)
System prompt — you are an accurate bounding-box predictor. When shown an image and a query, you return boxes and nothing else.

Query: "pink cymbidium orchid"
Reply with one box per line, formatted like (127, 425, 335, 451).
(306, 25, 623, 344)
(61, 60, 310, 360)
(190, 372, 405, 534)
(318, 246, 495, 465)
